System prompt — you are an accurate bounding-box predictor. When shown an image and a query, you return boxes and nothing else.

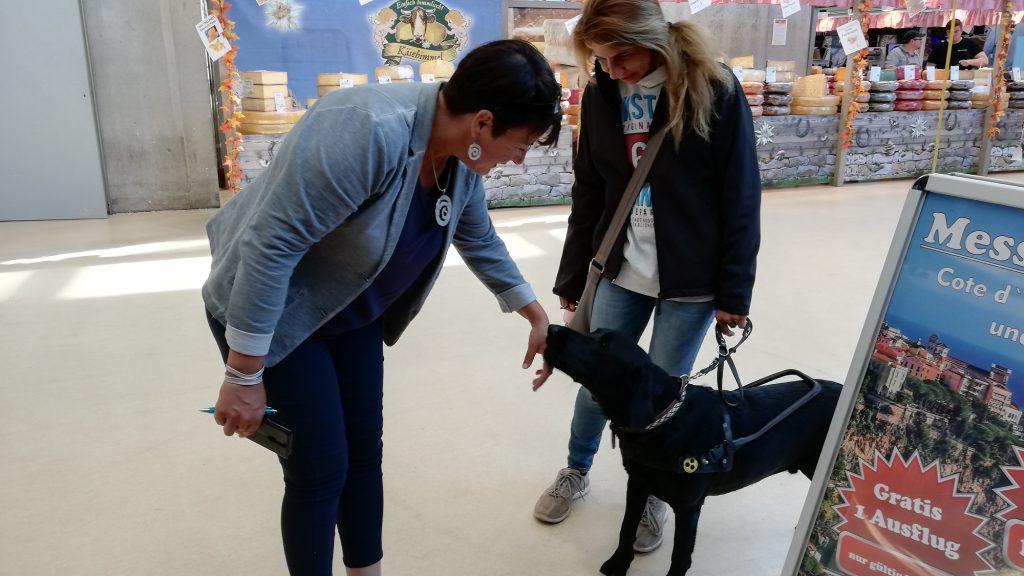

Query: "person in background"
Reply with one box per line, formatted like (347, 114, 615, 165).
(885, 30, 924, 68)
(202, 39, 560, 576)
(927, 19, 988, 69)
(984, 24, 1002, 66)
(533, 0, 760, 555)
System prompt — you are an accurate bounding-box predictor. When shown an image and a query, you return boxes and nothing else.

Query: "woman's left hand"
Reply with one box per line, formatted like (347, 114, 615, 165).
(517, 300, 552, 390)
(715, 310, 747, 337)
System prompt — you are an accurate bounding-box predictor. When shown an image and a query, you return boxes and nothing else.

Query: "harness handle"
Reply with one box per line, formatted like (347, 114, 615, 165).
(714, 320, 753, 407)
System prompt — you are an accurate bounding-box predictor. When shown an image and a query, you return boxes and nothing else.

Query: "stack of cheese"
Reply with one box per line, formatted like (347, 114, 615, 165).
(374, 64, 415, 84)
(867, 81, 898, 112)
(765, 60, 797, 83)
(316, 72, 369, 103)
(946, 79, 974, 110)
(729, 56, 767, 84)
(921, 79, 950, 110)
(562, 88, 580, 127)
(790, 75, 839, 115)
(762, 82, 793, 116)
(1007, 79, 1024, 110)
(239, 71, 304, 135)
(833, 80, 871, 113)
(420, 60, 455, 82)
(741, 80, 764, 117)
(894, 79, 924, 112)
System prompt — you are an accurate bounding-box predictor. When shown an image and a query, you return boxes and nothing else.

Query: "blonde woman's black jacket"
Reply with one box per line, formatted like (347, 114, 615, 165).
(554, 63, 761, 315)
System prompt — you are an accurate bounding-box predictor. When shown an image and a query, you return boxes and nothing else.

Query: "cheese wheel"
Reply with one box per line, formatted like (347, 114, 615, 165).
(1007, 81, 1024, 90)
(763, 105, 790, 116)
(749, 105, 763, 117)
(922, 100, 947, 110)
(948, 80, 974, 91)
(238, 109, 305, 125)
(791, 105, 837, 115)
(946, 100, 971, 109)
(318, 85, 340, 97)
(764, 82, 793, 94)
(566, 104, 581, 115)
(746, 94, 765, 106)
(791, 95, 840, 107)
(765, 94, 792, 106)
(766, 60, 795, 72)
(793, 75, 828, 97)
(973, 68, 993, 86)
(741, 82, 764, 95)
(867, 102, 895, 112)
(894, 100, 924, 111)
(922, 90, 949, 100)
(739, 69, 767, 82)
(923, 80, 948, 90)
(920, 68, 949, 80)
(249, 84, 288, 99)
(730, 56, 755, 69)
(420, 60, 455, 80)
(853, 92, 871, 103)
(1010, 100, 1024, 109)
(307, 98, 318, 108)
(238, 123, 295, 135)
(947, 90, 972, 101)
(869, 92, 896, 103)
(374, 65, 415, 81)
(898, 79, 925, 90)
(1011, 91, 1024, 100)
(895, 90, 924, 100)
(854, 102, 870, 113)
(317, 73, 369, 86)
(241, 70, 288, 85)
(243, 97, 283, 112)
(869, 81, 899, 92)
(834, 81, 871, 93)
(772, 71, 796, 83)
(971, 100, 989, 109)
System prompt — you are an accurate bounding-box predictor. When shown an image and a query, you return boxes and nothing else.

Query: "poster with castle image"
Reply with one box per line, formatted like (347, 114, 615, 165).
(795, 177, 1024, 576)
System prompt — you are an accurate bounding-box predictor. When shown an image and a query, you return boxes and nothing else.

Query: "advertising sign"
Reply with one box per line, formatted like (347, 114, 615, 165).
(784, 174, 1024, 576)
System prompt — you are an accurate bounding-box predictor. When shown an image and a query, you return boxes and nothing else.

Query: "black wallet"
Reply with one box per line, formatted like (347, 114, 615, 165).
(248, 416, 293, 459)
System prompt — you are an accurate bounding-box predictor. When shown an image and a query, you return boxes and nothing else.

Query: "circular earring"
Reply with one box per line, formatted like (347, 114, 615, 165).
(467, 143, 482, 161)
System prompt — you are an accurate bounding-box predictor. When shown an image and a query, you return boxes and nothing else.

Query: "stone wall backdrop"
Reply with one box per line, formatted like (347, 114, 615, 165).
(990, 109, 1024, 173)
(753, 115, 838, 187)
(484, 125, 575, 208)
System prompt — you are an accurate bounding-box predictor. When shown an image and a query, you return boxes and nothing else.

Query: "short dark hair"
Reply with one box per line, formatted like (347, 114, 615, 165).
(946, 19, 963, 30)
(443, 40, 562, 146)
(901, 30, 924, 43)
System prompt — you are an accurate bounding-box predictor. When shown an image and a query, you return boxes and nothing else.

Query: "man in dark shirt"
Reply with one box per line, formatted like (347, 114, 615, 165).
(927, 19, 989, 69)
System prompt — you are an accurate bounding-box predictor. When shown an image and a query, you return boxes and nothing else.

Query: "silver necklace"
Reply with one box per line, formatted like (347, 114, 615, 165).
(430, 155, 452, 226)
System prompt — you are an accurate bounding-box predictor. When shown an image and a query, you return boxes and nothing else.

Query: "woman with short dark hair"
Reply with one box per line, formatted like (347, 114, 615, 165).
(202, 39, 561, 576)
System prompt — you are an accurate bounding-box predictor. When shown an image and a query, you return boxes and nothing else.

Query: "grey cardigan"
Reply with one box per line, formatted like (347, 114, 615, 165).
(202, 82, 536, 366)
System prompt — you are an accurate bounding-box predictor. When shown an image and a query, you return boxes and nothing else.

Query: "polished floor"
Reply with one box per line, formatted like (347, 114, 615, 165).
(3, 174, 1019, 576)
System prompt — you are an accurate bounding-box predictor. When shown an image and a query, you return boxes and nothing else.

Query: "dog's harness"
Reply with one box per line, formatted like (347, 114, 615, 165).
(610, 320, 822, 475)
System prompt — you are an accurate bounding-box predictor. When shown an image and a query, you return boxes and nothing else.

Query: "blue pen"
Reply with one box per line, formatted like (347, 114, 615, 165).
(199, 407, 278, 415)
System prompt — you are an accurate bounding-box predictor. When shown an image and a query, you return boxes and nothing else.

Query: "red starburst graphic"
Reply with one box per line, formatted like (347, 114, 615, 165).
(996, 446, 1024, 569)
(833, 450, 993, 575)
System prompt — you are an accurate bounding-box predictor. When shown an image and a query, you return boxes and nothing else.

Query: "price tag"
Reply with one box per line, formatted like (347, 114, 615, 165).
(273, 92, 287, 112)
(766, 67, 777, 83)
(950, 66, 959, 81)
(925, 66, 936, 81)
(732, 66, 744, 81)
(780, 0, 801, 18)
(377, 75, 391, 84)
(903, 65, 915, 80)
(340, 78, 354, 88)
(243, 79, 255, 98)
(1014, 68, 1022, 82)
(868, 66, 881, 82)
(421, 73, 436, 83)
(689, 0, 712, 15)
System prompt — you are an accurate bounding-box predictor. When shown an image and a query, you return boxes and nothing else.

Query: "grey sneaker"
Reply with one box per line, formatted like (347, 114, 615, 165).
(533, 467, 590, 523)
(633, 496, 669, 553)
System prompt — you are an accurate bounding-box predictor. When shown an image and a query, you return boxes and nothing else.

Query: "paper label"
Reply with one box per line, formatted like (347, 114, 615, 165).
(780, 0, 801, 19)
(836, 20, 868, 56)
(421, 73, 436, 84)
(926, 66, 936, 81)
(564, 14, 581, 35)
(554, 72, 561, 85)
(766, 66, 777, 83)
(732, 66, 744, 81)
(869, 66, 881, 82)
(340, 78, 354, 88)
(950, 66, 960, 81)
(689, 0, 712, 15)
(196, 14, 231, 62)
(772, 19, 788, 46)
(274, 92, 287, 112)
(1014, 68, 1022, 82)
(243, 79, 255, 98)
(904, 65, 915, 80)
(377, 75, 391, 84)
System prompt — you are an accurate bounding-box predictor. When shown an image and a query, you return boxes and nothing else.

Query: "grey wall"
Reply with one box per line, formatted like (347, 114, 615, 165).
(0, 0, 107, 221)
(664, 3, 815, 75)
(82, 0, 219, 212)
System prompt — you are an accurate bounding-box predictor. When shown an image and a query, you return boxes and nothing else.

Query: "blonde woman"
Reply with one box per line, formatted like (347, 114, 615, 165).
(534, 0, 761, 553)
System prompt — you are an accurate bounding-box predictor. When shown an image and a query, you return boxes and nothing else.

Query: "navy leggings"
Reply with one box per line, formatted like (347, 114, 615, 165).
(207, 312, 385, 573)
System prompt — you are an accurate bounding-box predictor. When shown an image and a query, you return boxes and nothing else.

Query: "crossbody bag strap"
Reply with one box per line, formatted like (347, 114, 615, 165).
(590, 128, 669, 272)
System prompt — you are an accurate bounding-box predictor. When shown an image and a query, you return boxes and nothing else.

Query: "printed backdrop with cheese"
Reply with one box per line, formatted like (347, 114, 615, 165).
(798, 192, 1024, 576)
(229, 0, 501, 104)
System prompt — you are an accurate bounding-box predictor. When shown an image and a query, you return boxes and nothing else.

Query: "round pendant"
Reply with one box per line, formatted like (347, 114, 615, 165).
(435, 194, 451, 226)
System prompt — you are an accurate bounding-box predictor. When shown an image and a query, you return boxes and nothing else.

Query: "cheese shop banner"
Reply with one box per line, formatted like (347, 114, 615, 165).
(229, 0, 501, 103)
(791, 175, 1024, 576)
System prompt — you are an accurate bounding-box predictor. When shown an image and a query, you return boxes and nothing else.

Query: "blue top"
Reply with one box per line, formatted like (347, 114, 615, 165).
(319, 178, 447, 335)
(202, 83, 537, 366)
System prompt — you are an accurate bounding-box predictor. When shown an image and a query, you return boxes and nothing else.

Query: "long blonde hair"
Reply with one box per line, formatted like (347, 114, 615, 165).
(572, 0, 732, 143)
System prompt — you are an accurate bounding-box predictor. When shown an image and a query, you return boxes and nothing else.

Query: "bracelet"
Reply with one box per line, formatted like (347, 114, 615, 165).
(224, 364, 264, 386)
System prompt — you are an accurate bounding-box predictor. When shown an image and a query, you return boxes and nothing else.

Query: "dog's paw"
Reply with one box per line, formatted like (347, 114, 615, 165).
(600, 551, 634, 576)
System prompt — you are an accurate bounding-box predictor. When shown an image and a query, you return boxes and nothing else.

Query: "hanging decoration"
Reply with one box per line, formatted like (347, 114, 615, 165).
(211, 0, 244, 194)
(839, 0, 871, 149)
(990, 1, 1014, 138)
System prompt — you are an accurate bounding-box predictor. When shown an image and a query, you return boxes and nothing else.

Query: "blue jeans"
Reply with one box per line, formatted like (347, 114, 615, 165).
(566, 278, 715, 472)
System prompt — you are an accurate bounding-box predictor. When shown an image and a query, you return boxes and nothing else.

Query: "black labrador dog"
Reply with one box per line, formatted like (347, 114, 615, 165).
(543, 325, 841, 576)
